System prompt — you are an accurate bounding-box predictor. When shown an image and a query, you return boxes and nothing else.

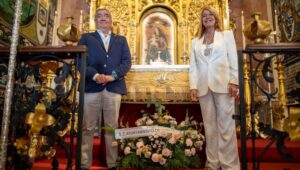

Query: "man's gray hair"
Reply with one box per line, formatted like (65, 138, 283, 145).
(95, 7, 112, 19)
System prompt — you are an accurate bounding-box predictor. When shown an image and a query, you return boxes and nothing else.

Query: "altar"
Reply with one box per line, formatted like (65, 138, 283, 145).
(120, 64, 202, 131)
(122, 65, 191, 103)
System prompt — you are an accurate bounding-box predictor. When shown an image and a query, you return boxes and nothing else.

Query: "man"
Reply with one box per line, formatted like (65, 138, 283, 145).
(78, 7, 131, 170)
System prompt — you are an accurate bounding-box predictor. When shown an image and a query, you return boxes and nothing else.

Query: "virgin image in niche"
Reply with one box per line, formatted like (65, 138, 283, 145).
(143, 12, 174, 65)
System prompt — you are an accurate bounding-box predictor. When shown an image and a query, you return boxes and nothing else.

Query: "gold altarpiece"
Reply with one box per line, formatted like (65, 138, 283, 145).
(86, 0, 230, 102)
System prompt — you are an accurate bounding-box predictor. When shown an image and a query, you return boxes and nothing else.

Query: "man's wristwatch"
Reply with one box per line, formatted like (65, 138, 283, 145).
(111, 71, 118, 80)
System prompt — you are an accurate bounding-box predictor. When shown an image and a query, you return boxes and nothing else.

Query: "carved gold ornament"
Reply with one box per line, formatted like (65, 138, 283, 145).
(57, 17, 80, 46)
(13, 138, 28, 155)
(25, 103, 56, 158)
(243, 12, 272, 43)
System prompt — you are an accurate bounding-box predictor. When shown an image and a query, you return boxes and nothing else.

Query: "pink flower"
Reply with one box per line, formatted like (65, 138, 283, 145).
(195, 140, 204, 149)
(136, 141, 144, 149)
(124, 146, 131, 155)
(173, 132, 182, 140)
(169, 120, 177, 125)
(136, 148, 142, 156)
(159, 158, 166, 165)
(185, 138, 193, 147)
(153, 133, 159, 138)
(144, 151, 152, 158)
(135, 120, 142, 126)
(168, 137, 177, 144)
(163, 115, 171, 120)
(162, 148, 172, 157)
(151, 153, 160, 162)
(185, 149, 192, 157)
(155, 140, 159, 144)
(146, 119, 154, 125)
(191, 147, 196, 156)
(159, 130, 168, 137)
(151, 113, 159, 119)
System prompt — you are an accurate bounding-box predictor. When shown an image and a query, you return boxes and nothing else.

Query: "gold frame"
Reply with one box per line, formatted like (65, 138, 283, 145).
(138, 6, 177, 65)
(87, 0, 230, 65)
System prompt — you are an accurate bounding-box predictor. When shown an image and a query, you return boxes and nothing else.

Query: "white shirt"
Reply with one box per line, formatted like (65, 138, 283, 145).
(97, 29, 111, 51)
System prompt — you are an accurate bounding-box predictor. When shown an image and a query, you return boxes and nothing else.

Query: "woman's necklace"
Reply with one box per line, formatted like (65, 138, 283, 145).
(204, 32, 214, 56)
(204, 43, 213, 56)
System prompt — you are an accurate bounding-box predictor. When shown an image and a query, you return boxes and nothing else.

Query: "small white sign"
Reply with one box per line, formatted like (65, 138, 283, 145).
(115, 126, 180, 139)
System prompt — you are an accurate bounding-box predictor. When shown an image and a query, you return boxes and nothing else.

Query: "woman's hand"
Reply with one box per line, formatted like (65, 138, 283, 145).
(190, 89, 199, 101)
(228, 83, 239, 98)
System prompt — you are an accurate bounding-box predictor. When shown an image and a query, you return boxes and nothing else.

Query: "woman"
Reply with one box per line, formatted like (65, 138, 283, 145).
(189, 6, 240, 170)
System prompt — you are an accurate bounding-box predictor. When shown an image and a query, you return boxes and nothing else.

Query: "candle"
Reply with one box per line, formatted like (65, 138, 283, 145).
(134, 22, 136, 50)
(79, 10, 83, 33)
(241, 11, 246, 50)
(131, 21, 137, 65)
(134, 22, 137, 58)
(183, 22, 186, 53)
(241, 11, 247, 60)
(52, 10, 58, 46)
(274, 10, 279, 43)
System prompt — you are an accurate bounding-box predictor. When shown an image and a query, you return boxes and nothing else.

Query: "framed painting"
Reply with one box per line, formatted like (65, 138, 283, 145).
(139, 7, 177, 65)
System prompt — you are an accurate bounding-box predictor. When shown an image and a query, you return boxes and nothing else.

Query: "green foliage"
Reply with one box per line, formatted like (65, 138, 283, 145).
(121, 153, 141, 168)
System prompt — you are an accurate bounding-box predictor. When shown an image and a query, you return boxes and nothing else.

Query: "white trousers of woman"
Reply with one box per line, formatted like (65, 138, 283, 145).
(199, 88, 240, 170)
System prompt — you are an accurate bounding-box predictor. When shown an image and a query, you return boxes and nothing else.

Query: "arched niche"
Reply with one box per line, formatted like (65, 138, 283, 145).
(138, 7, 177, 65)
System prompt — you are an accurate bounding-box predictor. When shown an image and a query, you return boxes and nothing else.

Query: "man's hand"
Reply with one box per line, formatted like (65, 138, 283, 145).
(95, 74, 114, 85)
(102, 75, 115, 85)
(95, 74, 106, 84)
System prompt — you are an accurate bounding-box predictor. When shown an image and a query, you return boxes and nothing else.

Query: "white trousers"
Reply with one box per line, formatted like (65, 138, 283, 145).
(81, 89, 121, 169)
(199, 89, 240, 170)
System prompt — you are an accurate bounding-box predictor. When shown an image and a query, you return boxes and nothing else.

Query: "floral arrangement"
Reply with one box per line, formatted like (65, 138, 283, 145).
(117, 99, 205, 169)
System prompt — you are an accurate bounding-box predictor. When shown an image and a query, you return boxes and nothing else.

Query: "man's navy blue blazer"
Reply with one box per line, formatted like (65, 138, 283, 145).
(78, 31, 132, 95)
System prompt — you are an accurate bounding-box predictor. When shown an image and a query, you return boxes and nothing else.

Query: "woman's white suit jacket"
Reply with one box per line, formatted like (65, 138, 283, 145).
(189, 30, 239, 97)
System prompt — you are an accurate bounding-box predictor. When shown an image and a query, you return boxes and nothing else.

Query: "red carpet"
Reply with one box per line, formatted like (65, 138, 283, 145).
(238, 139, 300, 163)
(31, 137, 300, 170)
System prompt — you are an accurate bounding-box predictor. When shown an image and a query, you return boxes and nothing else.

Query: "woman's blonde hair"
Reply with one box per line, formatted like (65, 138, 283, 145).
(196, 6, 223, 38)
